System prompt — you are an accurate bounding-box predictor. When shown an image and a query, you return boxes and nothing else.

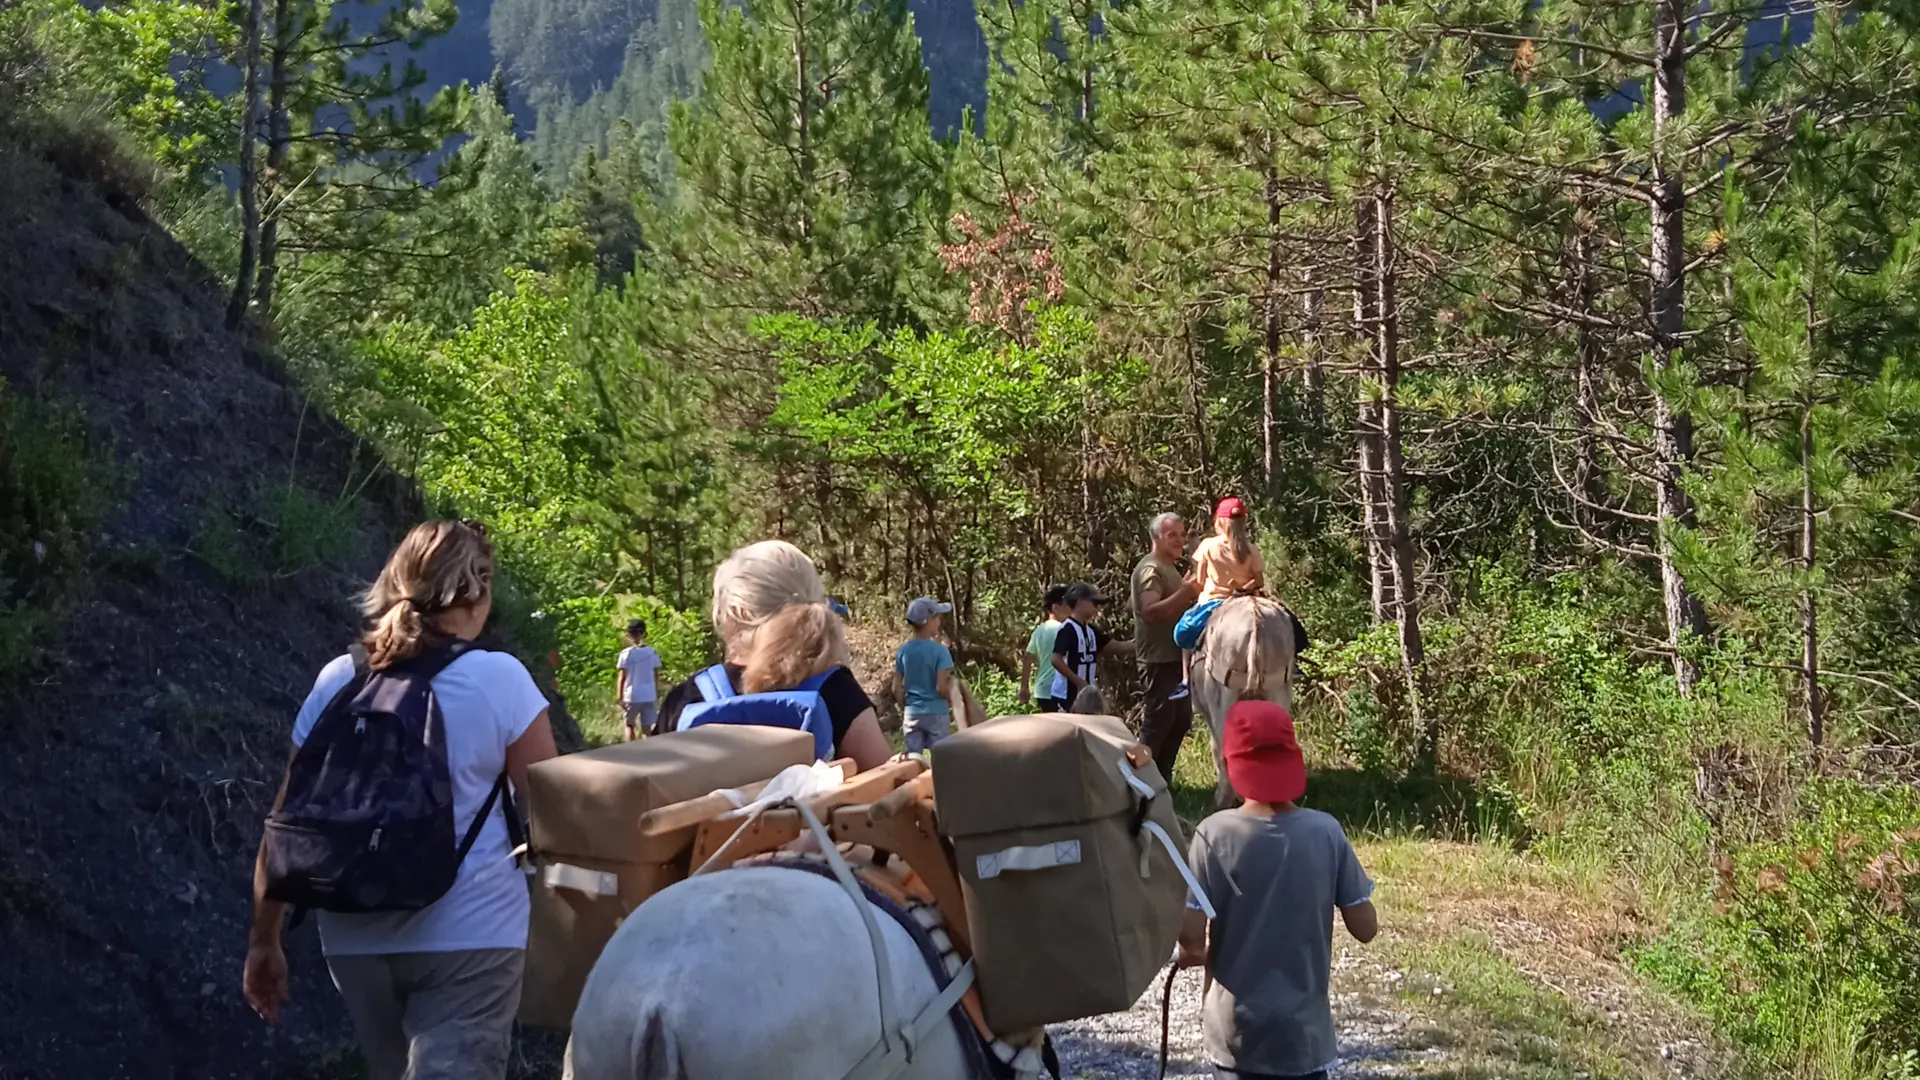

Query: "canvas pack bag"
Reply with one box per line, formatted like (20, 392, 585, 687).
(519, 725, 814, 1028)
(933, 713, 1191, 1035)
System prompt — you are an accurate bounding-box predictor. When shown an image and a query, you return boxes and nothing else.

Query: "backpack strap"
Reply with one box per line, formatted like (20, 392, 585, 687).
(796, 665, 840, 693)
(693, 663, 736, 703)
(453, 771, 522, 873)
(402, 639, 472, 680)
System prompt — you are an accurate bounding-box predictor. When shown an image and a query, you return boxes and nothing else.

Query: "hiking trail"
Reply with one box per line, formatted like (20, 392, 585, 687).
(1052, 838, 1728, 1080)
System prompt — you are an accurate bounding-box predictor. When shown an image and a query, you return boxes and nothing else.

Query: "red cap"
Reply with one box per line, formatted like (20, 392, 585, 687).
(1223, 700, 1306, 804)
(1214, 496, 1246, 519)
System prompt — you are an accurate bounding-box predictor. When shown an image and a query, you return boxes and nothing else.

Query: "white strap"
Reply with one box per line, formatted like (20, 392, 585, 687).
(1115, 760, 1218, 918)
(843, 958, 976, 1080)
(542, 861, 620, 897)
(976, 840, 1082, 880)
(794, 801, 905, 1075)
(1140, 819, 1216, 919)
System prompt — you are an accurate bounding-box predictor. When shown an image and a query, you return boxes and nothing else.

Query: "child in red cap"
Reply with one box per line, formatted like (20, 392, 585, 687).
(1179, 700, 1377, 1080)
(1171, 496, 1268, 697)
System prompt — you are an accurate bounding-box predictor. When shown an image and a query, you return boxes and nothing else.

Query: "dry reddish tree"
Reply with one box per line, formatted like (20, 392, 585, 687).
(937, 193, 1064, 339)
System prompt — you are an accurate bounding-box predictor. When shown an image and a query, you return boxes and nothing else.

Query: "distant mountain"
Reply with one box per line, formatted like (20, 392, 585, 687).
(485, 0, 987, 177)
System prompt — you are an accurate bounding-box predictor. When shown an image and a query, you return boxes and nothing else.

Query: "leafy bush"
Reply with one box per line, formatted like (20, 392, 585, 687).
(0, 379, 110, 684)
(263, 487, 357, 576)
(190, 486, 357, 589)
(958, 661, 1022, 718)
(1636, 784, 1920, 1080)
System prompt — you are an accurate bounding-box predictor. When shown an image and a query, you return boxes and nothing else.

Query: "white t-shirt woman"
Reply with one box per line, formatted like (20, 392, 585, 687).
(243, 520, 558, 1080)
(291, 648, 549, 954)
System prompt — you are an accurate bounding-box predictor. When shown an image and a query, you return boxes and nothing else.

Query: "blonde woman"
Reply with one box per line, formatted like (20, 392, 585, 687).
(242, 520, 557, 1080)
(656, 540, 892, 772)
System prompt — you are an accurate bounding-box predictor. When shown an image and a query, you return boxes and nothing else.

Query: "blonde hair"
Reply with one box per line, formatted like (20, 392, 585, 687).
(361, 520, 494, 670)
(1217, 511, 1254, 565)
(710, 540, 828, 660)
(741, 601, 850, 693)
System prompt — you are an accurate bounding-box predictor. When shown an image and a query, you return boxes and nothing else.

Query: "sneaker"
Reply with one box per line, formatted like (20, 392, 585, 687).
(1167, 682, 1190, 701)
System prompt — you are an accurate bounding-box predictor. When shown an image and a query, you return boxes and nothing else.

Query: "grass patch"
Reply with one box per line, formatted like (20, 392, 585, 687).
(1346, 837, 1728, 1080)
(189, 486, 359, 592)
(1383, 931, 1656, 1080)
(0, 377, 115, 689)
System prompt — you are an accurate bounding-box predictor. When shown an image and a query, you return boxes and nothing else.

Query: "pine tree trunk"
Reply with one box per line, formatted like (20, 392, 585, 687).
(1262, 139, 1283, 503)
(1302, 272, 1325, 426)
(813, 458, 834, 577)
(1572, 208, 1607, 534)
(251, 0, 292, 326)
(225, 0, 263, 332)
(1651, 0, 1709, 694)
(1372, 185, 1428, 754)
(1186, 313, 1213, 494)
(1354, 196, 1390, 623)
(1801, 289, 1823, 747)
(793, 0, 813, 249)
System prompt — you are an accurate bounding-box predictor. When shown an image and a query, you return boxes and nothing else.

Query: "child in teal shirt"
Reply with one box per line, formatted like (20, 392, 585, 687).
(892, 596, 955, 754)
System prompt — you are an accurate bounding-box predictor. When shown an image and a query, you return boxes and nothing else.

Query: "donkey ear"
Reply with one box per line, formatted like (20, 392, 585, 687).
(1070, 685, 1106, 714)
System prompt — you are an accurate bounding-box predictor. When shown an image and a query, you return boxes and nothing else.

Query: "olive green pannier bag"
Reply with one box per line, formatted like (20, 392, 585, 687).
(933, 713, 1193, 1035)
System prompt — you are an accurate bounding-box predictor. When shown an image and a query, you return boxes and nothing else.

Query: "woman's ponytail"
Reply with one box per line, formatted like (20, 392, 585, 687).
(1224, 512, 1254, 565)
(741, 601, 849, 693)
(359, 521, 494, 670)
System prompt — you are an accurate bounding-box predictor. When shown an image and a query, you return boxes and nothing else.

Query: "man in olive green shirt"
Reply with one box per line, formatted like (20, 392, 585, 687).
(1132, 511, 1199, 781)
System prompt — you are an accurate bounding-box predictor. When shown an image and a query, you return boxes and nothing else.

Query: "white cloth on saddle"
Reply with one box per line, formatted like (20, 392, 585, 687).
(714, 760, 847, 818)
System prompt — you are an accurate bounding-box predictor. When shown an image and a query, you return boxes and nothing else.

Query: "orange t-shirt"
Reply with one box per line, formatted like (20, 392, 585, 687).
(1193, 535, 1265, 601)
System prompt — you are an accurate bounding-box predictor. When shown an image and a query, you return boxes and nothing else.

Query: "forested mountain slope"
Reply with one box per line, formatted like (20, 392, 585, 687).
(0, 139, 572, 1077)
(492, 0, 986, 173)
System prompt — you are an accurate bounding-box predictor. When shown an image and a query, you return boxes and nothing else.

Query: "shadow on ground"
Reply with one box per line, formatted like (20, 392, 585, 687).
(1169, 758, 1526, 846)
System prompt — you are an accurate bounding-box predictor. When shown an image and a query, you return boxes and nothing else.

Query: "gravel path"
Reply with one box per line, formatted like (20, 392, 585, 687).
(1050, 946, 1438, 1080)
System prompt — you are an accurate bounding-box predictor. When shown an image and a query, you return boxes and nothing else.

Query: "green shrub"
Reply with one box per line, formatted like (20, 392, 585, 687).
(1635, 783, 1920, 1080)
(189, 486, 357, 589)
(263, 486, 357, 576)
(0, 379, 111, 684)
(958, 661, 1022, 718)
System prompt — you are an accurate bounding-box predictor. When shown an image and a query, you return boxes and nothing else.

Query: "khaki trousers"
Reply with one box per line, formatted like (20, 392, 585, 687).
(326, 947, 525, 1080)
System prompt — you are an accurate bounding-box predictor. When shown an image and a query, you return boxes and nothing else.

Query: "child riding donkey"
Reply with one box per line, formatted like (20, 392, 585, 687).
(1175, 497, 1267, 694)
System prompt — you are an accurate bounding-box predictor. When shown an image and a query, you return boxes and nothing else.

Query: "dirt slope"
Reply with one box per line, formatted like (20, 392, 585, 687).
(0, 145, 566, 1079)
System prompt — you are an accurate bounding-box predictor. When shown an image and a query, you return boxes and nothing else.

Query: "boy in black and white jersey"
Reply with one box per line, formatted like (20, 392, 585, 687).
(1049, 582, 1134, 704)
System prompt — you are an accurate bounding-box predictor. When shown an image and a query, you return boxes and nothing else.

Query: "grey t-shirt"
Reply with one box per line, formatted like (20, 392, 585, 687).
(1187, 807, 1374, 1076)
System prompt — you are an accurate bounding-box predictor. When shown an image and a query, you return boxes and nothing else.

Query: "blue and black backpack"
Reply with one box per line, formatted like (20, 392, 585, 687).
(262, 641, 521, 914)
(675, 664, 838, 760)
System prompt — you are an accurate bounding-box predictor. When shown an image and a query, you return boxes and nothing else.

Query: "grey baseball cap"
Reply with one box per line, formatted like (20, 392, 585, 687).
(1064, 582, 1109, 606)
(906, 596, 953, 625)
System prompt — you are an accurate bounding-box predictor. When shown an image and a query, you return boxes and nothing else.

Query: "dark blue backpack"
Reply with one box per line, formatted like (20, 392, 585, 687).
(675, 664, 837, 760)
(262, 641, 520, 913)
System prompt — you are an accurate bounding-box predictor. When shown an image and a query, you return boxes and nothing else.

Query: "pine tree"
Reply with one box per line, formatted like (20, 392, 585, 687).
(654, 0, 949, 331)
(238, 0, 473, 330)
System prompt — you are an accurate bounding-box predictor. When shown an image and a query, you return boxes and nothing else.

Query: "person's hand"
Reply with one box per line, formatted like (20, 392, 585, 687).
(1017, 688, 1031, 706)
(243, 942, 289, 1023)
(1177, 941, 1207, 969)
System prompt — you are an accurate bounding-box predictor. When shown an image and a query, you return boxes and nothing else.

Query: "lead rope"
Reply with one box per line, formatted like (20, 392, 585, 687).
(1157, 959, 1178, 1080)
